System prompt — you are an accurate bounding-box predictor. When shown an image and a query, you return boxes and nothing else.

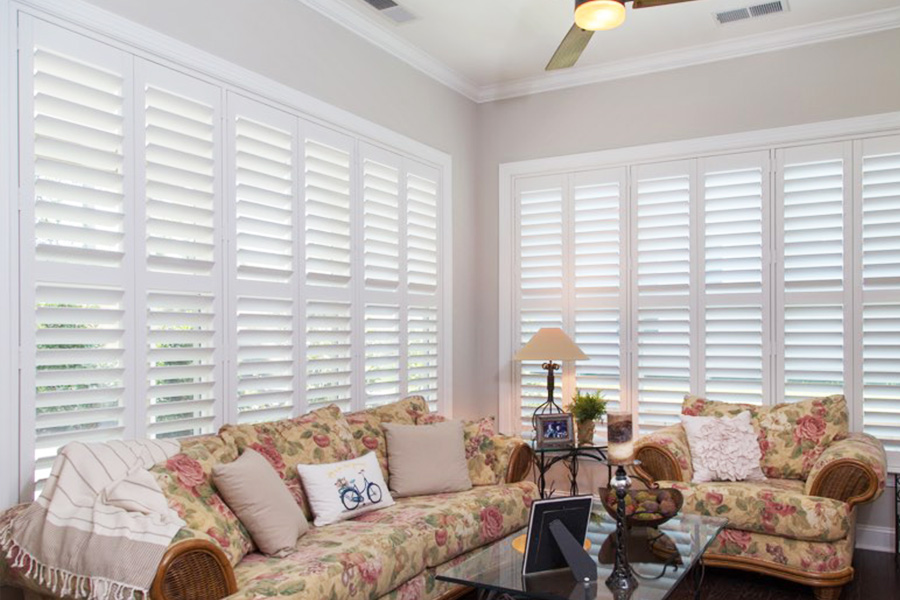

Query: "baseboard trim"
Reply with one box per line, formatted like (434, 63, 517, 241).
(855, 524, 895, 554)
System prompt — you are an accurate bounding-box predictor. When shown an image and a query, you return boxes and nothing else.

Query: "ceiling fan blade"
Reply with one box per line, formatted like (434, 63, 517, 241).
(632, 0, 699, 8)
(546, 24, 594, 71)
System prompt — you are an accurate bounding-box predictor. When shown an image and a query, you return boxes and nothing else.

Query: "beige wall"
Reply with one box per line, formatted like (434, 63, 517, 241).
(82, 0, 486, 419)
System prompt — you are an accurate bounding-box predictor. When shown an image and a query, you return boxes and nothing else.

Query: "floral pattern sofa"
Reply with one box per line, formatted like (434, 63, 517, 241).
(0, 396, 537, 600)
(634, 394, 886, 600)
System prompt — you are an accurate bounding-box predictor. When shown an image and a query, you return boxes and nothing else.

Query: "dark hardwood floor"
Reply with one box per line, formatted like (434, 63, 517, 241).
(460, 549, 899, 600)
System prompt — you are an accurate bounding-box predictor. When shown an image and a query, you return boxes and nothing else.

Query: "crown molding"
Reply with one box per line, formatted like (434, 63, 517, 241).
(298, 1, 900, 104)
(295, 0, 481, 102)
(480, 6, 900, 102)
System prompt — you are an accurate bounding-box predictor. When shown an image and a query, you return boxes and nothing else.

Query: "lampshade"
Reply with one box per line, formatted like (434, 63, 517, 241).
(514, 328, 589, 361)
(574, 0, 627, 32)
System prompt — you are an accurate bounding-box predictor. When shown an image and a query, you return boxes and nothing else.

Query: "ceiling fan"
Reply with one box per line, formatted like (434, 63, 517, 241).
(547, 0, 700, 70)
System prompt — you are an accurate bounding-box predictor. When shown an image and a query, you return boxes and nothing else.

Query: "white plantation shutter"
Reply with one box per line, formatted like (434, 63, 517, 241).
(405, 162, 441, 409)
(632, 162, 694, 433)
(777, 144, 851, 403)
(859, 136, 900, 467)
(304, 126, 357, 411)
(365, 304, 402, 407)
(306, 301, 353, 411)
(572, 170, 626, 426)
(136, 64, 223, 438)
(701, 153, 768, 405)
(516, 176, 565, 433)
(228, 96, 298, 423)
(363, 156, 400, 290)
(18, 19, 135, 496)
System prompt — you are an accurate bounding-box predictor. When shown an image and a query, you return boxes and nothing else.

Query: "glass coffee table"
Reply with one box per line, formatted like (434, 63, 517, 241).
(436, 509, 727, 600)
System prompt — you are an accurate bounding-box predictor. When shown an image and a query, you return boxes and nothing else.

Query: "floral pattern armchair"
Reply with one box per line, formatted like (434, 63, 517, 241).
(635, 395, 887, 600)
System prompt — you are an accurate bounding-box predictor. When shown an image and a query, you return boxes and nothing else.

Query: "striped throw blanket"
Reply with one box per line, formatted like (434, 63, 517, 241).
(0, 439, 186, 600)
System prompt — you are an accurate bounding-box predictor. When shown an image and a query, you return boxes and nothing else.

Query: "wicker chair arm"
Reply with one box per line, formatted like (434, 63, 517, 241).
(505, 442, 535, 484)
(150, 539, 237, 600)
(634, 424, 693, 484)
(805, 433, 887, 507)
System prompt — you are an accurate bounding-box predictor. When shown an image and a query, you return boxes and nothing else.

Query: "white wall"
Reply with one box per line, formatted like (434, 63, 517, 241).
(475, 28, 900, 541)
(80, 0, 487, 418)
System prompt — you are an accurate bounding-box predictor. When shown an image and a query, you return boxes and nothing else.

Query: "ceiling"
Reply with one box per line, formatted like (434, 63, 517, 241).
(302, 0, 900, 101)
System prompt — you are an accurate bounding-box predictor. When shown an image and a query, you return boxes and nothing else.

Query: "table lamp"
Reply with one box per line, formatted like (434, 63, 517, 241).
(514, 327, 588, 433)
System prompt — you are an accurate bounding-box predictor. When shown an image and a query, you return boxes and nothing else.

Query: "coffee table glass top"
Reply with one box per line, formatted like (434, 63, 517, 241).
(436, 509, 727, 600)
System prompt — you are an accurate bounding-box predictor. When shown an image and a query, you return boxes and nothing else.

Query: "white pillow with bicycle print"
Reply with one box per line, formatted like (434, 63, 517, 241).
(296, 451, 394, 527)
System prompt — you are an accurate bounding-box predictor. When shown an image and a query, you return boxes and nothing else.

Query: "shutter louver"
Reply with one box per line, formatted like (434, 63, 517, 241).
(407, 174, 438, 293)
(140, 67, 222, 439)
(236, 296, 294, 422)
(34, 285, 127, 492)
(365, 304, 401, 408)
(635, 164, 693, 433)
(703, 158, 766, 405)
(408, 306, 438, 409)
(860, 138, 900, 465)
(779, 145, 848, 404)
(33, 49, 126, 268)
(145, 87, 216, 276)
(363, 159, 400, 290)
(229, 101, 297, 424)
(573, 173, 625, 420)
(146, 291, 217, 438)
(306, 301, 352, 411)
(305, 138, 351, 287)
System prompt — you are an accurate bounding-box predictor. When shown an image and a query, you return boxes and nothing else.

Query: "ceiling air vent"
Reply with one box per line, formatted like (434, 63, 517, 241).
(360, 0, 416, 24)
(714, 1, 788, 25)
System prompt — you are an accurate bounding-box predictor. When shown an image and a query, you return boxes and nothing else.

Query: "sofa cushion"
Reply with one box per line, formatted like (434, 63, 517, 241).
(355, 481, 538, 567)
(219, 405, 357, 519)
(705, 524, 855, 575)
(417, 415, 504, 486)
(681, 411, 764, 482)
(682, 394, 849, 480)
(230, 519, 430, 600)
(150, 435, 254, 566)
(661, 479, 851, 542)
(345, 395, 430, 481)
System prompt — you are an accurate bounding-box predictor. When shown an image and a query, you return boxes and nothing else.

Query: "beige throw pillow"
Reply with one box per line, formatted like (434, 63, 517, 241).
(680, 411, 766, 483)
(383, 421, 472, 497)
(213, 449, 308, 556)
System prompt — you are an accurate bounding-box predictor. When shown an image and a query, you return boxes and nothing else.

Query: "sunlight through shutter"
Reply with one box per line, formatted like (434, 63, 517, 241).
(634, 163, 693, 433)
(860, 136, 900, 465)
(306, 301, 352, 411)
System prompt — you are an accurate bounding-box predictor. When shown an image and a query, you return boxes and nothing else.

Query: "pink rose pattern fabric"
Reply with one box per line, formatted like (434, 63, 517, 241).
(804, 432, 886, 498)
(226, 481, 538, 599)
(219, 404, 358, 520)
(682, 394, 849, 480)
(706, 524, 855, 575)
(150, 435, 254, 566)
(633, 423, 694, 482)
(661, 479, 851, 542)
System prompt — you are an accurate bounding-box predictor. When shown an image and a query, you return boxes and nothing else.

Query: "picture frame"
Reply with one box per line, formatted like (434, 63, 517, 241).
(522, 495, 593, 576)
(535, 413, 575, 449)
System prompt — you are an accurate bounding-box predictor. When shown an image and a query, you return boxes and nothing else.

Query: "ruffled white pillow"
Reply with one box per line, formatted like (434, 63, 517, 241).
(681, 411, 765, 483)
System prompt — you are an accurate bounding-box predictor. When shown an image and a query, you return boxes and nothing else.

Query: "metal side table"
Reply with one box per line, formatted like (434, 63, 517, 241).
(532, 443, 610, 498)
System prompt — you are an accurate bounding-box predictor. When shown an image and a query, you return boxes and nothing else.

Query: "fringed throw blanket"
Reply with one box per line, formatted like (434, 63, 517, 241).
(0, 439, 186, 600)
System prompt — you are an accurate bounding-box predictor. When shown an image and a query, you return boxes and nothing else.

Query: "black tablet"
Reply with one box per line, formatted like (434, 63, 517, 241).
(522, 495, 594, 576)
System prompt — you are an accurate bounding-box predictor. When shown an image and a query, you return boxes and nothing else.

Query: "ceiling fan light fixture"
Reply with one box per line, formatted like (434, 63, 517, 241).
(574, 0, 627, 31)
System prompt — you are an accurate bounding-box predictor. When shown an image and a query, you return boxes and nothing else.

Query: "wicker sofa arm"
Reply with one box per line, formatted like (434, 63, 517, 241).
(805, 433, 887, 507)
(634, 424, 693, 484)
(503, 440, 534, 483)
(150, 539, 237, 600)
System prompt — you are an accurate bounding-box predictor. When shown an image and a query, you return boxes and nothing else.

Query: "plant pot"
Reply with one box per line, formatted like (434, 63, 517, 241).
(576, 419, 595, 445)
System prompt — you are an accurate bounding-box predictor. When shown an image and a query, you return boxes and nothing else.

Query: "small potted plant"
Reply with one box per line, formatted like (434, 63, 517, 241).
(570, 389, 607, 446)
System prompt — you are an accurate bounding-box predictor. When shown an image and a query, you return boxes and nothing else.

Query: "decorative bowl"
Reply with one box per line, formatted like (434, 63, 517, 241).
(602, 487, 683, 528)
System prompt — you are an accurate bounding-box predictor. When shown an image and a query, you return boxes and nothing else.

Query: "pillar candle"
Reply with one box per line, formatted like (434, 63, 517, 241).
(607, 412, 634, 465)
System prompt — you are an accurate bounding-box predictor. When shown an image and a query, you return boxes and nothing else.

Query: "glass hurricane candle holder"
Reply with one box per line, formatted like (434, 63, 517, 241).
(606, 412, 634, 465)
